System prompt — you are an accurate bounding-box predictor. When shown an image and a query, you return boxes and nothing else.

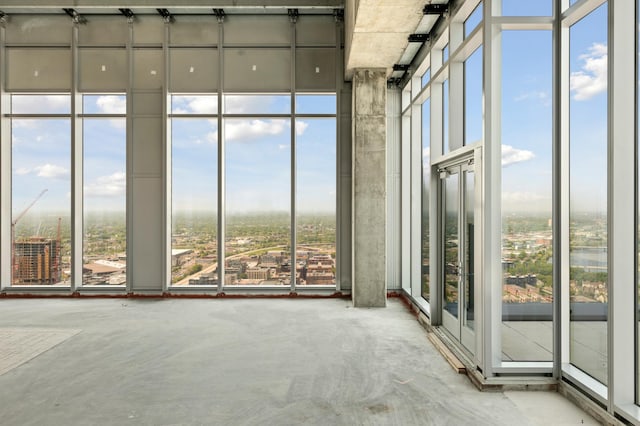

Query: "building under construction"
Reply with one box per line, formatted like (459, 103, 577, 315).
(13, 237, 61, 285)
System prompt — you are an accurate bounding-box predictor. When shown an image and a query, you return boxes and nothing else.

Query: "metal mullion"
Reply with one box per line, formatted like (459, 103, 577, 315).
(0, 20, 10, 289)
(290, 15, 297, 293)
(6, 114, 71, 118)
(125, 16, 133, 294)
(71, 19, 81, 291)
(221, 114, 291, 119)
(163, 17, 170, 293)
(217, 15, 225, 294)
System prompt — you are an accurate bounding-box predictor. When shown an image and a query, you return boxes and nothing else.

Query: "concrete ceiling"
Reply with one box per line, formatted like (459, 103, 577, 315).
(345, 0, 445, 80)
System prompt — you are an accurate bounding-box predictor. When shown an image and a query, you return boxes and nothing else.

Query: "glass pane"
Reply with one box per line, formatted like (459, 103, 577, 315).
(501, 0, 552, 16)
(443, 79, 450, 154)
(296, 118, 336, 286)
(12, 94, 70, 114)
(444, 172, 459, 318)
(171, 118, 218, 286)
(464, 169, 475, 330)
(83, 95, 126, 114)
(296, 94, 336, 114)
(569, 4, 608, 385)
(422, 99, 431, 302)
(501, 31, 553, 362)
(171, 95, 217, 115)
(225, 118, 291, 286)
(465, 3, 483, 39)
(12, 118, 71, 286)
(224, 95, 290, 115)
(421, 68, 431, 88)
(83, 118, 126, 286)
(465, 46, 483, 146)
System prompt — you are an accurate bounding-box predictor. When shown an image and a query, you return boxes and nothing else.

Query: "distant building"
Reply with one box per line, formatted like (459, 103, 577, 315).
(14, 238, 61, 285)
(171, 249, 192, 267)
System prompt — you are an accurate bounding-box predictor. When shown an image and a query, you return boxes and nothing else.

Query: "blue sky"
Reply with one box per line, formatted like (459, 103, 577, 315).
(11, 4, 609, 221)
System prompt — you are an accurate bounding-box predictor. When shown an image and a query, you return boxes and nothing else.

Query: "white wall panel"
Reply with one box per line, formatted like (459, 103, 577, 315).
(78, 48, 127, 92)
(133, 49, 164, 90)
(78, 16, 128, 46)
(5, 15, 71, 45)
(132, 117, 162, 176)
(132, 92, 162, 116)
(224, 16, 291, 46)
(6, 48, 71, 91)
(296, 48, 336, 91)
(132, 16, 164, 46)
(170, 16, 218, 46)
(169, 48, 218, 93)
(224, 48, 291, 92)
(296, 16, 337, 46)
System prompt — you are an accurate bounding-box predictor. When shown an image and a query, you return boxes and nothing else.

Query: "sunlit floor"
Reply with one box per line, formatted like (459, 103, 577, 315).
(0, 298, 598, 425)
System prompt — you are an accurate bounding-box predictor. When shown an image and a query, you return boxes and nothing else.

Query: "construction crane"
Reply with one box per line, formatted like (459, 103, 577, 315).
(11, 189, 48, 280)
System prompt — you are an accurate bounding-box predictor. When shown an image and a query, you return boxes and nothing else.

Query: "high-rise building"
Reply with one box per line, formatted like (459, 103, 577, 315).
(13, 238, 61, 285)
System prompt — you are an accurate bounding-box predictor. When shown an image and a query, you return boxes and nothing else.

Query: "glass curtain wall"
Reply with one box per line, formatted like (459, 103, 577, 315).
(170, 95, 218, 286)
(568, 3, 609, 385)
(11, 95, 71, 286)
(422, 99, 431, 302)
(500, 31, 553, 362)
(82, 95, 127, 286)
(295, 95, 337, 287)
(224, 95, 292, 287)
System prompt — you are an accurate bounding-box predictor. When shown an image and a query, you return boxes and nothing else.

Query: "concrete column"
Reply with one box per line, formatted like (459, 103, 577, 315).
(352, 69, 386, 307)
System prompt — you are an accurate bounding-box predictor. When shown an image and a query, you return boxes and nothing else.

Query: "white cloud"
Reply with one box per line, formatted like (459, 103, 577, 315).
(570, 42, 607, 101)
(84, 172, 126, 198)
(225, 95, 274, 114)
(226, 119, 287, 142)
(515, 90, 551, 106)
(502, 145, 535, 167)
(15, 167, 31, 175)
(96, 95, 126, 114)
(172, 95, 217, 114)
(12, 95, 69, 114)
(296, 120, 309, 136)
(34, 163, 69, 179)
(278, 144, 289, 150)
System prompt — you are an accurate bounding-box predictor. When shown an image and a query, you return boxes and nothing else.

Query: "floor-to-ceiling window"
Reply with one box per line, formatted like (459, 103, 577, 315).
(224, 94, 292, 286)
(11, 95, 71, 286)
(295, 94, 337, 287)
(500, 30, 553, 362)
(82, 94, 127, 286)
(170, 95, 218, 286)
(568, 2, 608, 386)
(422, 98, 431, 302)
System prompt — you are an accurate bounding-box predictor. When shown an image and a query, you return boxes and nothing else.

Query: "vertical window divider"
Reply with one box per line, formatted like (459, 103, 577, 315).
(71, 20, 82, 291)
(217, 15, 225, 294)
(0, 20, 10, 289)
(290, 15, 297, 293)
(162, 17, 170, 293)
(125, 16, 134, 294)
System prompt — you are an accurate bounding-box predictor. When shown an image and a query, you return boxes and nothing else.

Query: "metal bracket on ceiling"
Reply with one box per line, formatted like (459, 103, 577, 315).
(387, 77, 403, 88)
(333, 9, 344, 23)
(393, 64, 410, 72)
(157, 8, 172, 24)
(288, 9, 299, 24)
(213, 8, 225, 23)
(119, 8, 134, 24)
(0, 11, 7, 26)
(423, 3, 448, 16)
(63, 8, 86, 25)
(408, 33, 429, 43)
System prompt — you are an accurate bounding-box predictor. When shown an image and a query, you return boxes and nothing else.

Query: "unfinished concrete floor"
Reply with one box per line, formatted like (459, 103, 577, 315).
(0, 297, 598, 425)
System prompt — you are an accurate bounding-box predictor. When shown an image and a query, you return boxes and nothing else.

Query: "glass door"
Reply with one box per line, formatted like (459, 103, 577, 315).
(440, 158, 476, 353)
